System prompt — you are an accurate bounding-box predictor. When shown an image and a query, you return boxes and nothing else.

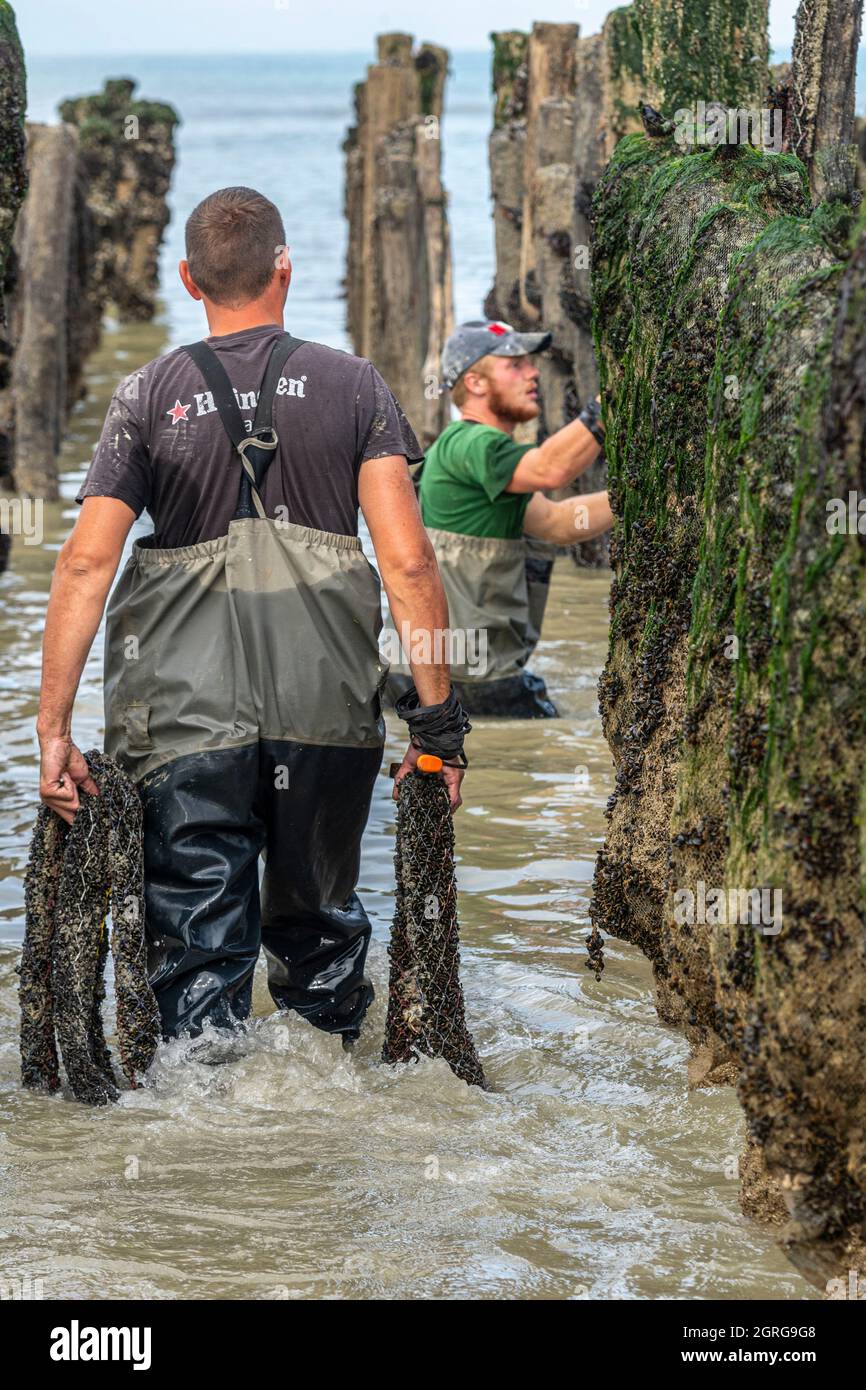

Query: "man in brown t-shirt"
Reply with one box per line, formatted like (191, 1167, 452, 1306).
(36, 186, 468, 1048)
(75, 319, 425, 548)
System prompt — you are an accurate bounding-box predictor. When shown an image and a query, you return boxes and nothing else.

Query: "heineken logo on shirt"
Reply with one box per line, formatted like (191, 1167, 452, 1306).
(165, 376, 308, 425)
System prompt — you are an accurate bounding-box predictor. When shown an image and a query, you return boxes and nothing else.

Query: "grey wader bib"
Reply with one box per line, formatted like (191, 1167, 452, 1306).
(384, 526, 558, 718)
(103, 332, 387, 1040)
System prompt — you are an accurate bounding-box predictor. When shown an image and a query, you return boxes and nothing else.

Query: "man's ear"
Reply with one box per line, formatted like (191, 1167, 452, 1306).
(179, 260, 203, 301)
(463, 367, 487, 399)
(273, 261, 292, 301)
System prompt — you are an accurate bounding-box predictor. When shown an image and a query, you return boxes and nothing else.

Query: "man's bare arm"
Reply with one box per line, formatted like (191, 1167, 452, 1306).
(506, 413, 602, 494)
(359, 456, 464, 809)
(523, 490, 614, 546)
(37, 496, 136, 822)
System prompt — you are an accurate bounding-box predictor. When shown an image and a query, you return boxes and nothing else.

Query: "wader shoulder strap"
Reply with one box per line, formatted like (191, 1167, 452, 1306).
(181, 332, 306, 520)
(251, 334, 304, 433)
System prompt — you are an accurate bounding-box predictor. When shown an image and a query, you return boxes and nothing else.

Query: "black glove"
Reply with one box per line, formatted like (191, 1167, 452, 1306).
(578, 397, 605, 449)
(394, 685, 471, 768)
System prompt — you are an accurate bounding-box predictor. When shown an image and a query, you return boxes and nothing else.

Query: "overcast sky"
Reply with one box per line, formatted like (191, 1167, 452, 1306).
(16, 0, 808, 56)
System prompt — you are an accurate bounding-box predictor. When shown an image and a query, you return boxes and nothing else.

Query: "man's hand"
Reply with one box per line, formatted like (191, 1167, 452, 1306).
(39, 734, 100, 825)
(392, 742, 465, 812)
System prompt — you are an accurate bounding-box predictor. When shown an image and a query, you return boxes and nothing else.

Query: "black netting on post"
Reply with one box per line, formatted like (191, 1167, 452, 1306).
(19, 749, 161, 1105)
(382, 772, 485, 1088)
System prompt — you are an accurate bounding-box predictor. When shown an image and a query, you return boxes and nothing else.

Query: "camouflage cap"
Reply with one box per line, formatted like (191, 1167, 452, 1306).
(440, 319, 552, 392)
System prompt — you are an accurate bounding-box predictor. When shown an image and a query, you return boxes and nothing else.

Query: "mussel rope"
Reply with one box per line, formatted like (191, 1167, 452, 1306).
(382, 764, 485, 1088)
(19, 749, 160, 1105)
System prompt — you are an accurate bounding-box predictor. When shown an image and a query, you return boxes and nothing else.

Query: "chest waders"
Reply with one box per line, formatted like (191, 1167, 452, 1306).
(103, 333, 386, 1041)
(384, 526, 558, 718)
(523, 535, 556, 661)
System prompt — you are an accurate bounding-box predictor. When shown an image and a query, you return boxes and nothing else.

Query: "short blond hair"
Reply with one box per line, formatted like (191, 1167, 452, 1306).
(451, 355, 492, 409)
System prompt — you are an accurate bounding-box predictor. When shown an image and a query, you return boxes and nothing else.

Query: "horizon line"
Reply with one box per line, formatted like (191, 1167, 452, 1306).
(26, 47, 499, 59)
(24, 41, 826, 60)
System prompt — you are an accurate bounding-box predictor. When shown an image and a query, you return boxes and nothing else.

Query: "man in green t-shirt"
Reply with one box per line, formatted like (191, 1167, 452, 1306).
(422, 319, 611, 544)
(409, 319, 612, 716)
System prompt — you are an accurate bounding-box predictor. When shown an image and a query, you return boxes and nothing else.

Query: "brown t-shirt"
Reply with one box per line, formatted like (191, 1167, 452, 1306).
(75, 323, 423, 547)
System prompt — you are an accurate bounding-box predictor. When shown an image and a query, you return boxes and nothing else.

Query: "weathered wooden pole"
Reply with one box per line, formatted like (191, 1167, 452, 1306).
(590, 0, 866, 1282)
(58, 80, 178, 372)
(485, 14, 645, 565)
(516, 23, 579, 327)
(0, 1, 26, 571)
(344, 36, 453, 446)
(486, 31, 529, 327)
(0, 1, 25, 312)
(1, 80, 177, 500)
(790, 0, 864, 203)
(634, 0, 769, 109)
(10, 124, 78, 500)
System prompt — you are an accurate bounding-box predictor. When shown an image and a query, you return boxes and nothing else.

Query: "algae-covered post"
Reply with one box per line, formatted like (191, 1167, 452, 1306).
(0, 0, 26, 569)
(343, 34, 453, 447)
(0, 0, 25, 320)
(59, 79, 179, 328)
(486, 15, 644, 566)
(589, 0, 866, 1284)
(0, 79, 177, 501)
(790, 0, 863, 203)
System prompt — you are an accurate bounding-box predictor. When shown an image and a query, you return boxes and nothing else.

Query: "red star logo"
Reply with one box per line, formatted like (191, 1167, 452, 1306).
(488, 322, 509, 336)
(166, 399, 191, 424)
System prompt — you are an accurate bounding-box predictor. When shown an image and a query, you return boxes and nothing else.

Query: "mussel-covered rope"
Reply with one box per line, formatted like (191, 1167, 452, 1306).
(19, 749, 160, 1105)
(584, 925, 605, 981)
(382, 768, 485, 1088)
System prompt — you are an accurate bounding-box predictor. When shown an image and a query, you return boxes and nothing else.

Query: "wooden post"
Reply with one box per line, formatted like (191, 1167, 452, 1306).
(485, 31, 529, 325)
(9, 124, 78, 499)
(590, 0, 866, 1282)
(485, 13, 645, 563)
(1, 80, 177, 501)
(0, 0, 27, 574)
(790, 0, 864, 203)
(517, 23, 579, 327)
(344, 36, 453, 446)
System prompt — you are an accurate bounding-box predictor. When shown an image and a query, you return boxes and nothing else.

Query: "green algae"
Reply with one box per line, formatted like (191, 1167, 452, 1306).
(489, 30, 528, 127)
(590, 108, 866, 1276)
(634, 0, 770, 113)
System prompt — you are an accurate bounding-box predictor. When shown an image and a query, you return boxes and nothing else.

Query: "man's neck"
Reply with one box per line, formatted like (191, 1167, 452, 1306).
(459, 405, 515, 436)
(204, 306, 284, 338)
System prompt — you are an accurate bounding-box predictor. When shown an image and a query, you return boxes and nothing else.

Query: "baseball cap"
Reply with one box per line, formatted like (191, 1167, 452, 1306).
(440, 319, 552, 392)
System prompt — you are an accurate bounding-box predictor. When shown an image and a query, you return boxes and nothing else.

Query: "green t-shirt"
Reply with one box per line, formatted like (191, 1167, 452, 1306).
(418, 419, 532, 539)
